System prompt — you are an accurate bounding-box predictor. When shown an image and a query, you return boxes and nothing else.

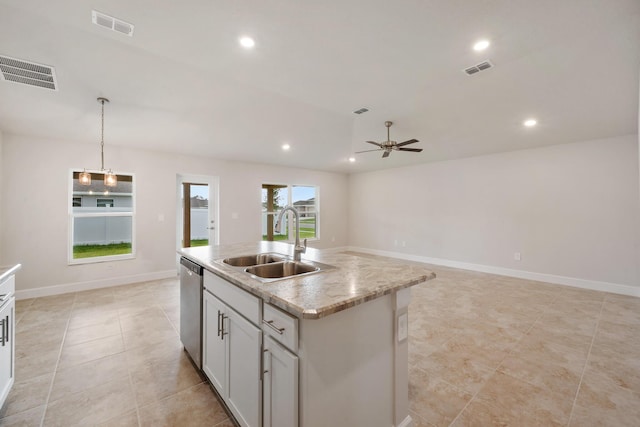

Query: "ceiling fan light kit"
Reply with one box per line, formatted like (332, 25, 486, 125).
(355, 121, 422, 158)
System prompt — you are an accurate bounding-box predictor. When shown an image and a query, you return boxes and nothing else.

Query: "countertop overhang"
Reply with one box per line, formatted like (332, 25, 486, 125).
(178, 242, 435, 319)
(0, 264, 21, 283)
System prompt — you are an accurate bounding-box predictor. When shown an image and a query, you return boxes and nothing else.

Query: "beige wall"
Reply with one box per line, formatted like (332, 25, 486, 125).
(349, 135, 640, 289)
(0, 134, 349, 293)
(0, 130, 3, 263)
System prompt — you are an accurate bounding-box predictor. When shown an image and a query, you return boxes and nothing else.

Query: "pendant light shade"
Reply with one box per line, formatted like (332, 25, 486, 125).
(104, 169, 117, 187)
(80, 97, 117, 187)
(79, 169, 91, 185)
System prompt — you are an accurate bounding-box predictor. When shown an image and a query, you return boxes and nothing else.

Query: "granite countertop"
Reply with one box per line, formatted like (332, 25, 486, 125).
(0, 264, 21, 283)
(179, 242, 435, 319)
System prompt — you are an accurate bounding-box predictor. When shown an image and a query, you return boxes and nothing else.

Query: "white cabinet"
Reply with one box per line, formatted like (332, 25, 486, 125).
(203, 271, 262, 427)
(0, 297, 15, 409)
(263, 335, 298, 427)
(202, 290, 226, 393)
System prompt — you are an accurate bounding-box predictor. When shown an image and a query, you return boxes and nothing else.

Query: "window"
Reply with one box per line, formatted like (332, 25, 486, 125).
(69, 171, 135, 263)
(262, 184, 318, 242)
(96, 198, 114, 208)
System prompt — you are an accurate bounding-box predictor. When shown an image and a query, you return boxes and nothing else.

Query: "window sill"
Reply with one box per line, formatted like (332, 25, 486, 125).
(68, 253, 135, 265)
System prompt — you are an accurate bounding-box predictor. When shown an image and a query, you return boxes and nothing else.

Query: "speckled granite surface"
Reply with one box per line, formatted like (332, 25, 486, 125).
(178, 242, 436, 319)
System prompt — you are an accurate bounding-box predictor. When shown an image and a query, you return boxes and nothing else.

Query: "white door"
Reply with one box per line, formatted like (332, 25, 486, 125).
(263, 335, 298, 427)
(176, 174, 219, 250)
(202, 290, 227, 396)
(226, 308, 262, 427)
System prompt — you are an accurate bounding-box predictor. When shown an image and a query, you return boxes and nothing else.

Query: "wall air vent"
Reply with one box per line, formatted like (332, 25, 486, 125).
(0, 55, 57, 90)
(92, 10, 135, 37)
(353, 107, 369, 114)
(463, 60, 494, 76)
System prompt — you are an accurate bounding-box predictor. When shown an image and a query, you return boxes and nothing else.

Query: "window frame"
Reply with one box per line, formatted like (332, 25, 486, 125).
(261, 183, 320, 242)
(68, 169, 136, 265)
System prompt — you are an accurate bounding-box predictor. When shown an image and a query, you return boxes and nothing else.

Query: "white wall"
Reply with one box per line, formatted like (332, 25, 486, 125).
(0, 134, 349, 294)
(349, 135, 640, 290)
(0, 130, 3, 263)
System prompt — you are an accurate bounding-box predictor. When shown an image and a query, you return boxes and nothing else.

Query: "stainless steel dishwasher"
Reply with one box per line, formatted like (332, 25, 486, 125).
(180, 257, 204, 369)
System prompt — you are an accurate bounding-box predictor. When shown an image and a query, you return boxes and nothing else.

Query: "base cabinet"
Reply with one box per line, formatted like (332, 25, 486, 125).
(0, 298, 15, 408)
(263, 335, 298, 427)
(203, 279, 262, 427)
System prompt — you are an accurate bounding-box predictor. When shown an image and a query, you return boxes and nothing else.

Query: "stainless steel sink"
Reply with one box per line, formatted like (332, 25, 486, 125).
(222, 253, 286, 267)
(245, 261, 320, 281)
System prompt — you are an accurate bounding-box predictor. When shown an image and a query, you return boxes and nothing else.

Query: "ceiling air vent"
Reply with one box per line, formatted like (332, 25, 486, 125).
(463, 60, 494, 76)
(0, 55, 57, 90)
(353, 107, 369, 114)
(92, 10, 135, 37)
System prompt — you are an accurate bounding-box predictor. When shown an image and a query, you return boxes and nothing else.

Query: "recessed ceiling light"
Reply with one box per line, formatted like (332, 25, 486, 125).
(282, 144, 290, 151)
(473, 40, 490, 51)
(348, 157, 356, 163)
(523, 119, 537, 127)
(239, 36, 255, 49)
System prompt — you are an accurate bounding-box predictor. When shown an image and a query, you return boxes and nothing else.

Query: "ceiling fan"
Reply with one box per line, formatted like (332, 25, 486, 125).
(356, 121, 422, 158)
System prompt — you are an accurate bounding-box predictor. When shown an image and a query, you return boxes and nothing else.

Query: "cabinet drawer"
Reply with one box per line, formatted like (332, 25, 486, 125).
(0, 275, 14, 297)
(263, 303, 298, 353)
(204, 270, 261, 326)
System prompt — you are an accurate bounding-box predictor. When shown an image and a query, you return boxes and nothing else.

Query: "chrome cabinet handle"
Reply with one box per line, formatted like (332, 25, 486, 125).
(220, 314, 228, 340)
(262, 319, 285, 335)
(0, 317, 4, 346)
(4, 315, 8, 344)
(217, 310, 222, 337)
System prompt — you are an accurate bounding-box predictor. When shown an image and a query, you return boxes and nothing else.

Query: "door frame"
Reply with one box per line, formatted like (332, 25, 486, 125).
(176, 173, 220, 258)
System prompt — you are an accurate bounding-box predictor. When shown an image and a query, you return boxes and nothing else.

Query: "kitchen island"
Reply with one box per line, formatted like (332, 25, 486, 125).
(179, 242, 435, 427)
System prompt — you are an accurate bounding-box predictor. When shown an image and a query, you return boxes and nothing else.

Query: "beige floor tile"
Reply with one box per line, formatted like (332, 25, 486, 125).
(122, 322, 178, 351)
(57, 334, 124, 369)
(450, 399, 522, 427)
(409, 367, 472, 427)
(63, 321, 121, 346)
(16, 309, 70, 331)
(43, 376, 136, 427)
(498, 354, 582, 398)
(440, 334, 510, 370)
(412, 348, 494, 395)
(14, 347, 60, 382)
(0, 373, 52, 417)
(125, 339, 184, 370)
(0, 405, 45, 427)
(409, 410, 436, 427)
(586, 346, 640, 393)
(130, 350, 203, 406)
(138, 383, 228, 427)
(15, 320, 66, 350)
(67, 308, 119, 330)
(29, 294, 75, 310)
(474, 371, 573, 426)
(572, 368, 640, 426)
(95, 410, 139, 427)
(49, 353, 129, 401)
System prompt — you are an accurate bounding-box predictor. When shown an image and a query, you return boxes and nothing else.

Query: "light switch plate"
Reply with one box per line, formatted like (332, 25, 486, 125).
(397, 313, 408, 342)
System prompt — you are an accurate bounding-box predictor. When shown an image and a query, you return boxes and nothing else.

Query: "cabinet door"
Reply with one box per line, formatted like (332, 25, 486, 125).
(202, 290, 227, 396)
(0, 298, 15, 408)
(226, 308, 262, 427)
(263, 335, 298, 427)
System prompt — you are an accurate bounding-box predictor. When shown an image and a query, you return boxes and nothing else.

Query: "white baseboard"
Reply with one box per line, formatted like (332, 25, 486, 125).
(15, 269, 178, 300)
(347, 246, 640, 298)
(396, 415, 413, 427)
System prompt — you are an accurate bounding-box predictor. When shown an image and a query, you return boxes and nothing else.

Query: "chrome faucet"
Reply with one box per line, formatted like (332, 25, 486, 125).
(274, 205, 307, 261)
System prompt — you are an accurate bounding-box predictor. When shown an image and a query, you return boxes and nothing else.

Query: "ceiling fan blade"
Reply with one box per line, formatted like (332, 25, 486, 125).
(396, 139, 419, 147)
(355, 149, 382, 154)
(366, 141, 382, 147)
(382, 150, 391, 158)
(398, 147, 423, 152)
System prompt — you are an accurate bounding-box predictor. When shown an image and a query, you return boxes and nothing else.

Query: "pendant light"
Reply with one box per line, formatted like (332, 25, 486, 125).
(80, 97, 117, 187)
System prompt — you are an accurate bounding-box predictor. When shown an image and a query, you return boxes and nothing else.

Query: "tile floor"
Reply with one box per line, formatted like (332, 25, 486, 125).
(0, 258, 639, 426)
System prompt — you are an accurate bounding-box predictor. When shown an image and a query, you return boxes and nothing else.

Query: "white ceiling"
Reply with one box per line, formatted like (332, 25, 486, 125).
(0, 0, 638, 173)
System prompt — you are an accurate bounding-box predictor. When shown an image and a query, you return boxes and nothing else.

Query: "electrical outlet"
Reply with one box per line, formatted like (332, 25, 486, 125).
(514, 252, 521, 261)
(397, 313, 408, 342)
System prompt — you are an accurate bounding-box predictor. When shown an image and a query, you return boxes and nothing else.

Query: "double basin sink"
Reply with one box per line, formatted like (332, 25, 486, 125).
(221, 253, 331, 282)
